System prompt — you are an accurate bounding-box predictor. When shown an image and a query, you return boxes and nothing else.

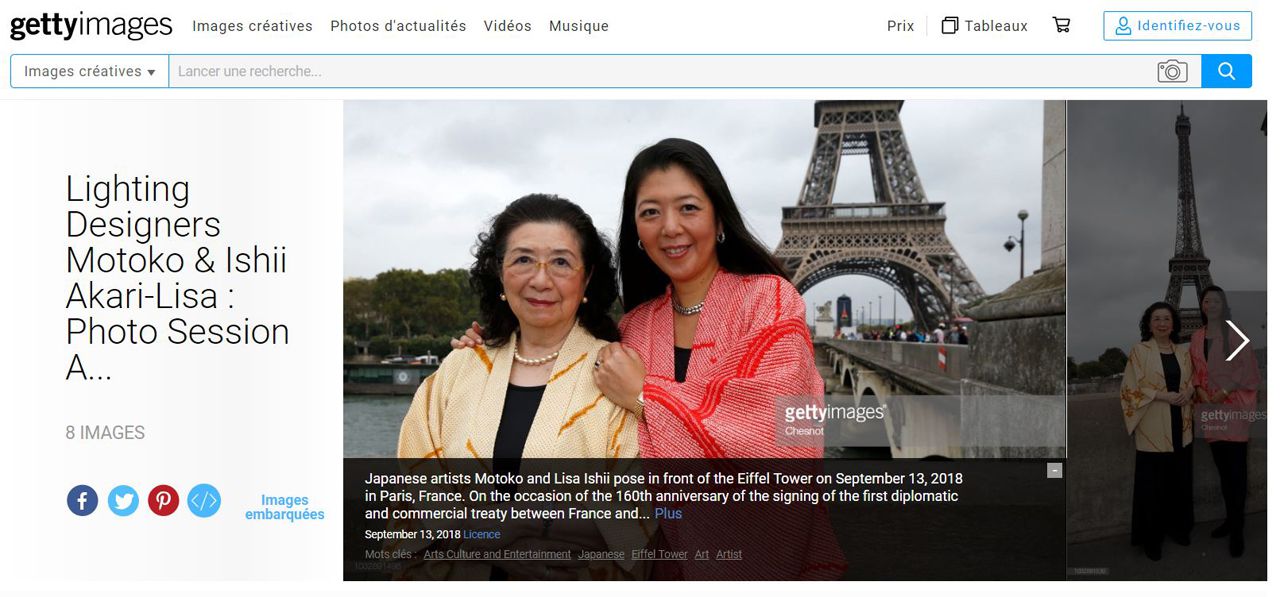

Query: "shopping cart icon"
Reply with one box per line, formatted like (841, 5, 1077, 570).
(1053, 16, 1070, 33)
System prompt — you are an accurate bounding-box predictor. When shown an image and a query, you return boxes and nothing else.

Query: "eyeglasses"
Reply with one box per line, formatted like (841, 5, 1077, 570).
(503, 254, 584, 279)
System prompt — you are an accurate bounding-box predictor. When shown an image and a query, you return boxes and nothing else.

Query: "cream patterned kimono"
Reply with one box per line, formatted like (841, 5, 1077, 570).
(394, 323, 649, 580)
(398, 323, 637, 461)
(1120, 339, 1193, 452)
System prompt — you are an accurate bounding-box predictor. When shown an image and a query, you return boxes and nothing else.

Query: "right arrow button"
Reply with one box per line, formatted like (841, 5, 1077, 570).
(1225, 320, 1250, 361)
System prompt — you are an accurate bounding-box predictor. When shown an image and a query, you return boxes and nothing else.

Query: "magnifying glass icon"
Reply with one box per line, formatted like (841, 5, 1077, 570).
(1218, 61, 1236, 80)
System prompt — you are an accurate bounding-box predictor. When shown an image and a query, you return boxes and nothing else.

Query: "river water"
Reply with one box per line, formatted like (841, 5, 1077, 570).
(343, 394, 413, 457)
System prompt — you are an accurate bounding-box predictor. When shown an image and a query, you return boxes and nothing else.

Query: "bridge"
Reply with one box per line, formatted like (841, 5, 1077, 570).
(814, 339, 1064, 460)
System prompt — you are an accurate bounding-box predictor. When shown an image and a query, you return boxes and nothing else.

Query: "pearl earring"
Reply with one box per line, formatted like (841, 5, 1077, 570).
(499, 293, 507, 301)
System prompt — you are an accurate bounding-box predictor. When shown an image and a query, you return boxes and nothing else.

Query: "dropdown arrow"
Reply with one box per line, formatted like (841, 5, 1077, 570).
(147, 69, 155, 75)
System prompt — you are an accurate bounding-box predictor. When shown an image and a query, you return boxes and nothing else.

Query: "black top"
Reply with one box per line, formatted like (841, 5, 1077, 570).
(493, 383, 546, 468)
(1159, 352, 1181, 392)
(1159, 351, 1184, 448)
(1204, 337, 1213, 359)
(490, 383, 545, 582)
(674, 346, 693, 383)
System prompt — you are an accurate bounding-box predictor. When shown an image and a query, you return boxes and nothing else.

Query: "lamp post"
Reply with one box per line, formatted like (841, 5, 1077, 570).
(1004, 209, 1029, 280)
(878, 295, 882, 332)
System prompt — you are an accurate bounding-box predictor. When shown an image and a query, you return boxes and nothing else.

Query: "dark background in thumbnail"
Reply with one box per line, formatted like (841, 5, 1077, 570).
(1067, 100, 1266, 362)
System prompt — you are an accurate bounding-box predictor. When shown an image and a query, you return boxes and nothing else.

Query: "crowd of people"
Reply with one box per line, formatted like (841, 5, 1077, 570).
(835, 322, 969, 345)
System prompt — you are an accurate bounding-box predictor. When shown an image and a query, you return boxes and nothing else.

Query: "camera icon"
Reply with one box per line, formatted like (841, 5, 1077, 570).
(1156, 59, 1189, 83)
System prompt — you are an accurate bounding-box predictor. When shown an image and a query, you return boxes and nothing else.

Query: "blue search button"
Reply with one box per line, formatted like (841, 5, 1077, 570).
(1202, 54, 1251, 88)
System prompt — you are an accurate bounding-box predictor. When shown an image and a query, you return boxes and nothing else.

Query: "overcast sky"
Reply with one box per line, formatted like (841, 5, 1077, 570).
(1067, 101, 1268, 361)
(344, 100, 1044, 327)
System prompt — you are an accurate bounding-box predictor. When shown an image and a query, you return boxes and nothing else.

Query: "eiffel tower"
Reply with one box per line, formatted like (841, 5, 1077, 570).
(774, 100, 984, 330)
(1164, 104, 1213, 332)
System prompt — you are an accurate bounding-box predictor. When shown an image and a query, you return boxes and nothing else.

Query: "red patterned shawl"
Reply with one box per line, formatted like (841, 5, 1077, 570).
(619, 270, 827, 459)
(619, 270, 846, 580)
(1189, 326, 1260, 442)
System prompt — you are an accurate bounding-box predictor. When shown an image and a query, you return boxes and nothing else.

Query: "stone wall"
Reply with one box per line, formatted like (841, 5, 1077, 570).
(965, 264, 1067, 396)
(1067, 391, 1268, 543)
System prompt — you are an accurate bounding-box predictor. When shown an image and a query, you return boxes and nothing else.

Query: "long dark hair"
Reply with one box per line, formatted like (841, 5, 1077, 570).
(1139, 301, 1182, 344)
(1198, 285, 1232, 349)
(618, 138, 787, 311)
(469, 194, 620, 347)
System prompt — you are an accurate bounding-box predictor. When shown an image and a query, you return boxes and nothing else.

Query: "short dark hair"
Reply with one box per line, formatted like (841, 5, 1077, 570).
(1139, 301, 1181, 343)
(618, 138, 788, 311)
(469, 194, 620, 347)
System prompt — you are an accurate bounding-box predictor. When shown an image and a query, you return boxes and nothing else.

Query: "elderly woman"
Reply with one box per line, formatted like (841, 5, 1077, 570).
(1189, 286, 1259, 558)
(454, 141, 844, 579)
(398, 194, 644, 580)
(1120, 301, 1196, 561)
(454, 144, 827, 458)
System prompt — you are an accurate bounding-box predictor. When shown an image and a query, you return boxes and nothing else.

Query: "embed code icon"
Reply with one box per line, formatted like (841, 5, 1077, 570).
(187, 484, 221, 518)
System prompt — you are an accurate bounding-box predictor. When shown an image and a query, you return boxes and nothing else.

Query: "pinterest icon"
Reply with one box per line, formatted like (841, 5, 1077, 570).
(148, 484, 180, 516)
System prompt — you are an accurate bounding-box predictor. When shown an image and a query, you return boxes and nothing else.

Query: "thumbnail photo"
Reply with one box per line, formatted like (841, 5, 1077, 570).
(341, 100, 1066, 580)
(1066, 100, 1267, 580)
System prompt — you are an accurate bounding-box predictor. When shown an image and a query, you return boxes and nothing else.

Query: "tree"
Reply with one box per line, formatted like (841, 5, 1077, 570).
(422, 268, 477, 335)
(343, 277, 376, 339)
(345, 267, 484, 345)
(1097, 347, 1128, 376)
(1077, 360, 1109, 379)
(373, 269, 431, 338)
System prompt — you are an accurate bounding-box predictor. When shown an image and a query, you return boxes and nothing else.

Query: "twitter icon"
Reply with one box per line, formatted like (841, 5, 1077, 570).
(108, 485, 139, 516)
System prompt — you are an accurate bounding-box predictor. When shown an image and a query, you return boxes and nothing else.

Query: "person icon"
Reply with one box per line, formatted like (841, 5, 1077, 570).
(1115, 16, 1132, 36)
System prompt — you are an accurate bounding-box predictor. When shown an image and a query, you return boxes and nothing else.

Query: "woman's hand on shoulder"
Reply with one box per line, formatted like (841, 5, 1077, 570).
(592, 342, 646, 415)
(449, 321, 485, 350)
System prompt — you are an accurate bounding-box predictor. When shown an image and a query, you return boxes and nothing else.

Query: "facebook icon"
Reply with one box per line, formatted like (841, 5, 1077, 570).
(67, 485, 98, 516)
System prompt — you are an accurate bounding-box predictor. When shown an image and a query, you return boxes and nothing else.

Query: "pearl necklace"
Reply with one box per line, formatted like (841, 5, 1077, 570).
(513, 347, 558, 366)
(672, 299, 705, 316)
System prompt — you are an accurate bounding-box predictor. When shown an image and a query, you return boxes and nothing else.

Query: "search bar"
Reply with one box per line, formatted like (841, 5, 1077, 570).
(10, 53, 1253, 89)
